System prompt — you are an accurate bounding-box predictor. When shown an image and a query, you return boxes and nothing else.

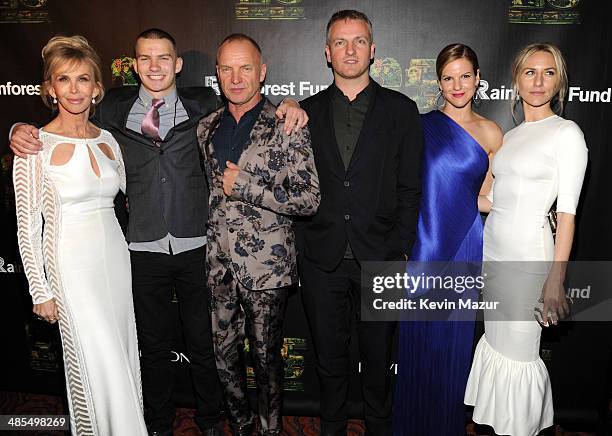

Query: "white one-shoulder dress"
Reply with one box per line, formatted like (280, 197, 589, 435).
(13, 129, 147, 436)
(464, 115, 588, 436)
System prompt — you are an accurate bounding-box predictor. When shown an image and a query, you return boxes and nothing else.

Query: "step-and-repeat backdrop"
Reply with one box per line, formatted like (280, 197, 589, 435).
(1, 0, 611, 422)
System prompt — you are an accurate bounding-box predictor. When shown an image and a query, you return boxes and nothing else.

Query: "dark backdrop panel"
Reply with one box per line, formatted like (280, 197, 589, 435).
(1, 0, 610, 423)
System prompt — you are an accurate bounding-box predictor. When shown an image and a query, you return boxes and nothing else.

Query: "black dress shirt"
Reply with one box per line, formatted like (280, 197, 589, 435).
(330, 81, 373, 258)
(330, 81, 373, 170)
(212, 97, 266, 171)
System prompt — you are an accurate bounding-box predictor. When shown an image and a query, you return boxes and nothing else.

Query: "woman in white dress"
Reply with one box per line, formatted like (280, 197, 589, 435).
(464, 43, 588, 435)
(13, 35, 147, 435)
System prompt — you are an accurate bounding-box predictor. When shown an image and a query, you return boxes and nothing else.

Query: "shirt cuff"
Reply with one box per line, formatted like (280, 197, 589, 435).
(8, 122, 26, 141)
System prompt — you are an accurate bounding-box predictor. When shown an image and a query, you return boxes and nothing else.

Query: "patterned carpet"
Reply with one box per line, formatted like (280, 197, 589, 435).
(0, 391, 599, 435)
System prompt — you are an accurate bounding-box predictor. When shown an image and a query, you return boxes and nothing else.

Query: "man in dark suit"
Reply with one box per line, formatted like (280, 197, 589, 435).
(9, 28, 306, 436)
(295, 10, 423, 436)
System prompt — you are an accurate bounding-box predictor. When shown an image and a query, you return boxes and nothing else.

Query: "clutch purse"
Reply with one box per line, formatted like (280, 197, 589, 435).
(548, 207, 557, 236)
(547, 201, 557, 237)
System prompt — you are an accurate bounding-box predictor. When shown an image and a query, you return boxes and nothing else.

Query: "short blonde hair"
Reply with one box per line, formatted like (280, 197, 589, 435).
(511, 43, 568, 121)
(40, 35, 104, 111)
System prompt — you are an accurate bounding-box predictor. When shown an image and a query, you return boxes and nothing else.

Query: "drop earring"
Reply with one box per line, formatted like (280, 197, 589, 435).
(435, 90, 444, 109)
(473, 87, 480, 102)
(92, 97, 96, 104)
(52, 97, 57, 104)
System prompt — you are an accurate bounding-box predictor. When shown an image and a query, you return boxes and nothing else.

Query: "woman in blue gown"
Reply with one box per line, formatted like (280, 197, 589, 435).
(393, 44, 502, 435)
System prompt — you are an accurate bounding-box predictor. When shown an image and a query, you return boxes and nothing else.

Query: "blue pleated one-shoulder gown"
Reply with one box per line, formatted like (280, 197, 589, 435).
(393, 110, 489, 435)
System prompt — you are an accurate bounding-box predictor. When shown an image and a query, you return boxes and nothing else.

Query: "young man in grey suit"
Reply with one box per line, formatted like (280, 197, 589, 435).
(197, 34, 319, 436)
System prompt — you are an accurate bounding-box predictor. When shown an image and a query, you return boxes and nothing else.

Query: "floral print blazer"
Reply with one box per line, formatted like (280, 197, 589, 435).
(197, 99, 320, 290)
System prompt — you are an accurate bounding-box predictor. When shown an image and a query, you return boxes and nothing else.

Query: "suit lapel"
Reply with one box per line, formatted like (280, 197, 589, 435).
(313, 88, 346, 177)
(112, 90, 164, 149)
(113, 90, 139, 132)
(107, 88, 170, 151)
(236, 99, 275, 169)
(180, 91, 201, 119)
(158, 90, 200, 144)
(109, 92, 138, 130)
(200, 107, 225, 167)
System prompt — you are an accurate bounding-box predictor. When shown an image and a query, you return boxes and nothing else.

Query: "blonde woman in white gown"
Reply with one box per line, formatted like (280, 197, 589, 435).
(13, 36, 147, 435)
(464, 43, 588, 435)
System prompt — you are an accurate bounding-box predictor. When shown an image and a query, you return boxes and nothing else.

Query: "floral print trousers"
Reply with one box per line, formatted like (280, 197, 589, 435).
(208, 257, 288, 434)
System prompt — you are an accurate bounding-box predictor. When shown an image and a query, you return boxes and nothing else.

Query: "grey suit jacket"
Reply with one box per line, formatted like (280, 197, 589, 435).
(197, 99, 320, 290)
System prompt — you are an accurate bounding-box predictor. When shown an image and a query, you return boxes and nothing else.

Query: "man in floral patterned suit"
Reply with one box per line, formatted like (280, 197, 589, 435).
(196, 34, 320, 436)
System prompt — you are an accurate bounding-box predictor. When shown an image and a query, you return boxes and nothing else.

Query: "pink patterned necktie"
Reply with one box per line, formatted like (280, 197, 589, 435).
(141, 98, 165, 142)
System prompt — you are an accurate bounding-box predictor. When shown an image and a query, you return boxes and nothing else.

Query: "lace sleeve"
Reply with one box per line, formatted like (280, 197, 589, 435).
(13, 154, 53, 304)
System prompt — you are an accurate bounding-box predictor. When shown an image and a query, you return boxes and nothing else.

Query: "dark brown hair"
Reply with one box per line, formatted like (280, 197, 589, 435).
(435, 43, 480, 80)
(135, 28, 177, 53)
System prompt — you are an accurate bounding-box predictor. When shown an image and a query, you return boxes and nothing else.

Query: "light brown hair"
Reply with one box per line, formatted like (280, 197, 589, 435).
(511, 42, 568, 120)
(326, 10, 373, 43)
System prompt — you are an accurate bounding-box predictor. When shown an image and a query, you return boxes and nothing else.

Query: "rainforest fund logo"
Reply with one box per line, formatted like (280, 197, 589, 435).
(404, 59, 438, 112)
(508, 0, 581, 24)
(235, 0, 305, 20)
(371, 58, 403, 90)
(371, 57, 438, 112)
(111, 56, 138, 86)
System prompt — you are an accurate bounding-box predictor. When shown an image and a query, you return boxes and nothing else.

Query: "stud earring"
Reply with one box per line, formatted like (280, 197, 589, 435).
(52, 97, 57, 104)
(92, 97, 96, 104)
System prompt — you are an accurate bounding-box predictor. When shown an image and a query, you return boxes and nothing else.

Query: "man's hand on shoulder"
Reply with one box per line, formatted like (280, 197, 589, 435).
(10, 124, 42, 157)
(276, 99, 308, 135)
